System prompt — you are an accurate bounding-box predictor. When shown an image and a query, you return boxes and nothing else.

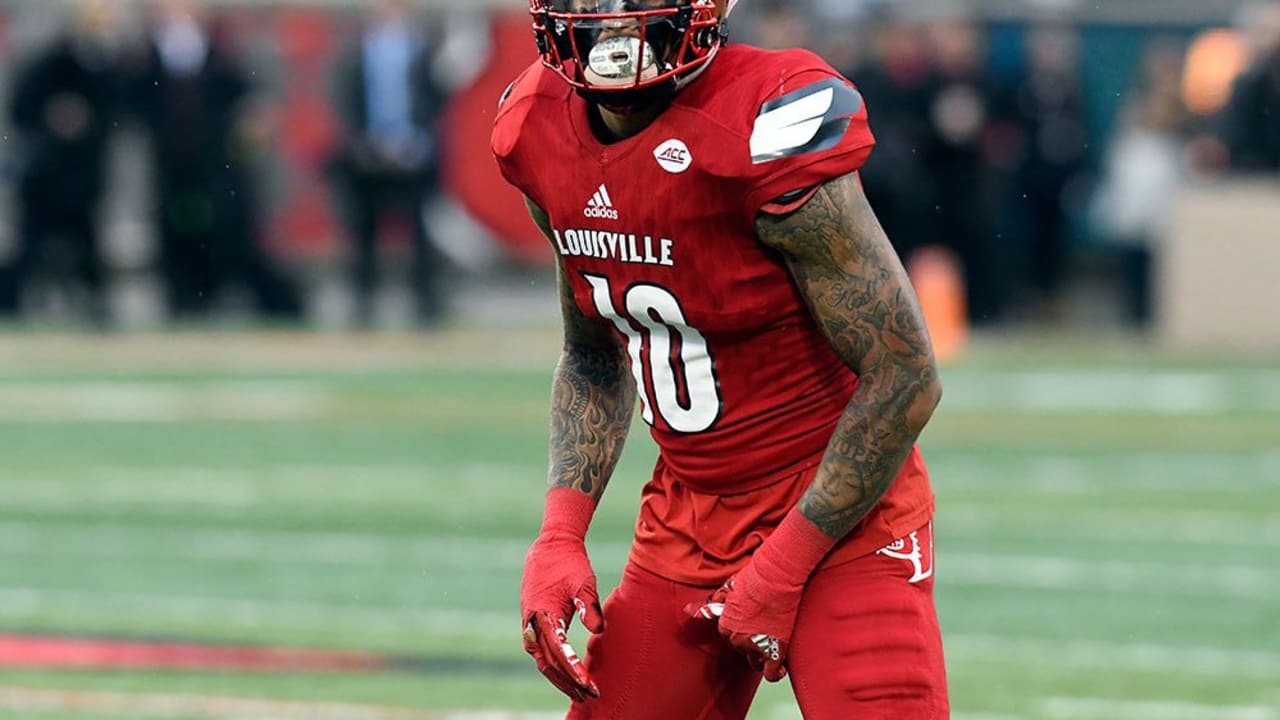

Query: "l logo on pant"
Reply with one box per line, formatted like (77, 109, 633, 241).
(876, 523, 934, 584)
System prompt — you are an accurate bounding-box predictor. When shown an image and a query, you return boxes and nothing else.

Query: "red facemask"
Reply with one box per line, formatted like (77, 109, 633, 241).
(529, 0, 726, 100)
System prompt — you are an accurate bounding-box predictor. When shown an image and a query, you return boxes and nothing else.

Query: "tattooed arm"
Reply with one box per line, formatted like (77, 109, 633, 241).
(757, 172, 942, 539)
(519, 197, 634, 700)
(688, 172, 941, 678)
(526, 198, 636, 501)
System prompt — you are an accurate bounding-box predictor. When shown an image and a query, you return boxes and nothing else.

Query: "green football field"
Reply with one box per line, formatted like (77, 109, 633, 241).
(0, 330, 1276, 720)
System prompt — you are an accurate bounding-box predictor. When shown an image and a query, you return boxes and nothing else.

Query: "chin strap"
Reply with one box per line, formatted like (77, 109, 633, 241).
(673, 42, 720, 91)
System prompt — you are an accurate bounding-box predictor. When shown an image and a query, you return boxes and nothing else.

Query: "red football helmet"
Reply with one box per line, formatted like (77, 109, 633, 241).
(529, 0, 730, 100)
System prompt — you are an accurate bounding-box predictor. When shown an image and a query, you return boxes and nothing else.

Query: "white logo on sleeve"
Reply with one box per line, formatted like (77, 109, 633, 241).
(653, 139, 693, 173)
(584, 184, 619, 220)
(749, 87, 835, 161)
(876, 525, 934, 584)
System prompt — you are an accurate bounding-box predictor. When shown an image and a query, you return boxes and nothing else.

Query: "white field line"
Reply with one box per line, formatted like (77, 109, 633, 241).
(0, 686, 565, 720)
(1040, 696, 1278, 720)
(0, 521, 575, 570)
(0, 513, 1276, 599)
(945, 505, 1280, 547)
(941, 369, 1280, 415)
(947, 635, 1280, 678)
(0, 368, 1276, 422)
(0, 463, 542, 510)
(2, 451, 1275, 512)
(939, 453, 1280, 495)
(0, 382, 331, 422)
(0, 587, 518, 643)
(0, 520, 1275, 599)
(940, 553, 1280, 598)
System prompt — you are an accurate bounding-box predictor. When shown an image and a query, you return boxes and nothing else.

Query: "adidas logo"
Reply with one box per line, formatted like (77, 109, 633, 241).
(584, 184, 619, 220)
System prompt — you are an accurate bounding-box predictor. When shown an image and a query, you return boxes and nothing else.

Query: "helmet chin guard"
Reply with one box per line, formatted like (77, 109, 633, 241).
(530, 0, 727, 108)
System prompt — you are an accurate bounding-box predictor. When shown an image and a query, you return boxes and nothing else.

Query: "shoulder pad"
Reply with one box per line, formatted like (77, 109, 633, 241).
(750, 76, 864, 164)
(492, 62, 553, 160)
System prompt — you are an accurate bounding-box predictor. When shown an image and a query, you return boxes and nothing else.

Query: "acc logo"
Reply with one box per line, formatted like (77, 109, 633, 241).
(653, 138, 693, 174)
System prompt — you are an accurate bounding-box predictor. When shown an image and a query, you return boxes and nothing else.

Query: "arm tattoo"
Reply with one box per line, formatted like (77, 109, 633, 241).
(527, 199, 636, 501)
(757, 173, 942, 538)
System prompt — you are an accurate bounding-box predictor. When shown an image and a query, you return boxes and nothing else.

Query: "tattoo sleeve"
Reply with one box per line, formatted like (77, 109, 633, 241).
(526, 198, 636, 502)
(756, 173, 943, 538)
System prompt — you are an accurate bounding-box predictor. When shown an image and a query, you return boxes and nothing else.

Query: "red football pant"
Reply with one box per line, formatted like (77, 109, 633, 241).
(566, 522, 948, 720)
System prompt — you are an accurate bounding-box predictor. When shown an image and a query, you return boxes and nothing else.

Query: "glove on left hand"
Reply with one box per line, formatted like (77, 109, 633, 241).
(685, 509, 835, 682)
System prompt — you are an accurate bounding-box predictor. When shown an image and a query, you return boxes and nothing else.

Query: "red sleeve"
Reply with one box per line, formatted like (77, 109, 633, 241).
(741, 68, 875, 224)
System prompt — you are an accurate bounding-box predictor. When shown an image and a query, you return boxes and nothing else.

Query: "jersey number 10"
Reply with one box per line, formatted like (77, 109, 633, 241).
(584, 274, 723, 434)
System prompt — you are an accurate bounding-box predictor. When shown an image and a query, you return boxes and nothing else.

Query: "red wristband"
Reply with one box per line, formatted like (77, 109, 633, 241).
(539, 487, 598, 539)
(754, 508, 838, 584)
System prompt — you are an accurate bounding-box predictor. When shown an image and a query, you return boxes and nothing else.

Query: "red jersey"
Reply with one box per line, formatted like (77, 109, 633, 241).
(494, 45, 934, 585)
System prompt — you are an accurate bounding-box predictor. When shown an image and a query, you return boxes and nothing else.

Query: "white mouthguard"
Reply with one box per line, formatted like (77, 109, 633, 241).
(585, 35, 659, 87)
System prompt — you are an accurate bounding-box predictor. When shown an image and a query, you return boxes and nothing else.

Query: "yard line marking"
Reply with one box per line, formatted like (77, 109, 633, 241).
(0, 382, 331, 422)
(942, 553, 1280, 598)
(0, 521, 629, 571)
(939, 452, 1280, 494)
(941, 369, 1280, 415)
(1040, 696, 1278, 720)
(2, 452, 1274, 528)
(0, 521, 1273, 599)
(1, 367, 1278, 420)
(0, 463, 544, 510)
(945, 506, 1280, 547)
(948, 635, 1280, 678)
(0, 521, 1275, 599)
(0, 587, 519, 643)
(0, 686, 563, 720)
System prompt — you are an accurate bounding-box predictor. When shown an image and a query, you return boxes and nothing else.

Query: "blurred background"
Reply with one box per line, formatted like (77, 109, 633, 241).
(0, 0, 1276, 718)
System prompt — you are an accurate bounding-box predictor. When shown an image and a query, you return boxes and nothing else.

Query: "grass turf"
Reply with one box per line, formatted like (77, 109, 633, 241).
(0, 331, 1276, 718)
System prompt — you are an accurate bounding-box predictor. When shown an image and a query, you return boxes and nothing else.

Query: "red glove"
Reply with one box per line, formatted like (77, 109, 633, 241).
(520, 488, 604, 701)
(686, 509, 835, 682)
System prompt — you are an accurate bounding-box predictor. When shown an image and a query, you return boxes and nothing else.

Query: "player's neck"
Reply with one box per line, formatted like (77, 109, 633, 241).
(591, 102, 666, 142)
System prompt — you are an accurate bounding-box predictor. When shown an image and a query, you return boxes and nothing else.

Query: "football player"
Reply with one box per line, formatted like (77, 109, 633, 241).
(493, 1, 948, 717)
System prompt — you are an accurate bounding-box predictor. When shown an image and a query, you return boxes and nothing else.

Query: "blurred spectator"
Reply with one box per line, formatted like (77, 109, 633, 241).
(129, 0, 301, 320)
(851, 15, 936, 268)
(1216, 0, 1280, 171)
(752, 0, 812, 52)
(1007, 24, 1089, 323)
(1091, 39, 1192, 327)
(329, 0, 448, 329)
(1, 0, 124, 324)
(924, 17, 1006, 325)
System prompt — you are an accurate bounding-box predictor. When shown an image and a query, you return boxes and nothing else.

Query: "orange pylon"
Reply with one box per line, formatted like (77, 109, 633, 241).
(908, 245, 969, 365)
